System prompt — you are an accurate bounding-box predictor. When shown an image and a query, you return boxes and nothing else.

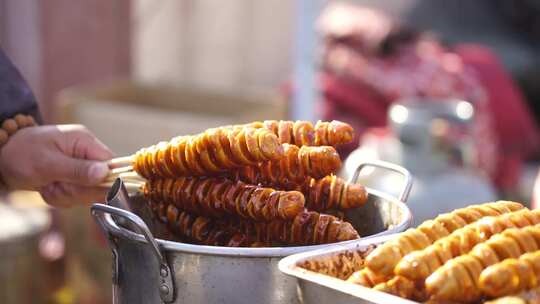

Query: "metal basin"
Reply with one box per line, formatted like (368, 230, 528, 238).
(278, 234, 418, 304)
(91, 161, 413, 304)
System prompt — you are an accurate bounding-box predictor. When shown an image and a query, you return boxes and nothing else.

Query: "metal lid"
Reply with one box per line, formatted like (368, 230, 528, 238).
(0, 204, 49, 242)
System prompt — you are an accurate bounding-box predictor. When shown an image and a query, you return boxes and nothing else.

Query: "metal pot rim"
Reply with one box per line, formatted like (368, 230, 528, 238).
(101, 187, 412, 257)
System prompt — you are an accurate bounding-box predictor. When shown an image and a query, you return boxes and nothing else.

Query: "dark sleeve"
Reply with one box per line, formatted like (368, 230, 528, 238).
(0, 48, 42, 124)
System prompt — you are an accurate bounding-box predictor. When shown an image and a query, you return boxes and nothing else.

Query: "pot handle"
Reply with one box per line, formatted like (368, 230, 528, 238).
(91, 203, 175, 303)
(349, 160, 413, 203)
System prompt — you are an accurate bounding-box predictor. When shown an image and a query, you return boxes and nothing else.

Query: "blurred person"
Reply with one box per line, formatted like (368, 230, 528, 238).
(303, 2, 540, 195)
(0, 48, 112, 207)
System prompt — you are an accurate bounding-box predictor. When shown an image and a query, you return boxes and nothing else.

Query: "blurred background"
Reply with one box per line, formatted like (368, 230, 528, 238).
(1, 0, 540, 303)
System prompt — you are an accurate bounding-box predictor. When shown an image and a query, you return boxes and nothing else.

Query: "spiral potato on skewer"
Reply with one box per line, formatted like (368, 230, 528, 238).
(156, 202, 359, 246)
(231, 144, 342, 187)
(144, 177, 305, 221)
(365, 201, 524, 277)
(241, 120, 354, 147)
(133, 127, 284, 179)
(425, 225, 540, 302)
(479, 250, 540, 298)
(236, 210, 360, 246)
(301, 175, 368, 211)
(163, 203, 256, 247)
(395, 208, 540, 282)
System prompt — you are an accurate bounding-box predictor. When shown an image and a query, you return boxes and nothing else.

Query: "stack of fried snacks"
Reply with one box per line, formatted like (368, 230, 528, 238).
(132, 120, 367, 247)
(333, 201, 540, 303)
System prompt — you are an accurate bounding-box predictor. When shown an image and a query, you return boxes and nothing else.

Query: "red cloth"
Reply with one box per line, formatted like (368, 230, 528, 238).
(455, 45, 540, 189)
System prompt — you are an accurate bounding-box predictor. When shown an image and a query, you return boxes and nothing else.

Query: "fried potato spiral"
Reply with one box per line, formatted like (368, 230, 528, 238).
(231, 144, 342, 187)
(480, 251, 540, 298)
(163, 203, 255, 247)
(144, 177, 305, 221)
(133, 127, 284, 179)
(237, 210, 360, 246)
(395, 208, 540, 282)
(241, 120, 354, 147)
(301, 175, 368, 211)
(365, 201, 524, 277)
(426, 225, 540, 302)
(314, 120, 354, 146)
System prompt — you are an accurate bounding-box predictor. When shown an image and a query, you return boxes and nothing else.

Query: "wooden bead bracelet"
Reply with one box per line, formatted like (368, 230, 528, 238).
(0, 114, 36, 146)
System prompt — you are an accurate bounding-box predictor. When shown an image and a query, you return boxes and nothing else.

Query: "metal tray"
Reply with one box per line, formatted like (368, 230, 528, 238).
(279, 234, 420, 304)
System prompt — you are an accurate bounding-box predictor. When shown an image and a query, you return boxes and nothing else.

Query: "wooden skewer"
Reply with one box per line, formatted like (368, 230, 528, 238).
(106, 165, 135, 182)
(105, 172, 145, 184)
(108, 155, 134, 169)
(112, 165, 133, 174)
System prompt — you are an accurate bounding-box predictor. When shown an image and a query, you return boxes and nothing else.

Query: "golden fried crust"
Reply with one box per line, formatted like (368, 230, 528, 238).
(277, 120, 293, 144)
(133, 120, 353, 179)
(365, 202, 524, 278)
(133, 126, 282, 179)
(293, 120, 315, 146)
(480, 251, 540, 298)
(144, 177, 305, 221)
(232, 144, 342, 189)
(245, 120, 354, 147)
(302, 175, 368, 211)
(328, 120, 354, 145)
(158, 203, 257, 246)
(396, 208, 539, 282)
(348, 268, 391, 287)
(373, 276, 417, 300)
(418, 220, 450, 242)
(234, 210, 359, 246)
(314, 120, 354, 146)
(426, 225, 540, 302)
(252, 120, 351, 147)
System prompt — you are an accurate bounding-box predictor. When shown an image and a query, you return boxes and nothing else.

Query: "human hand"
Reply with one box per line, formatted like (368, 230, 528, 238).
(0, 124, 113, 207)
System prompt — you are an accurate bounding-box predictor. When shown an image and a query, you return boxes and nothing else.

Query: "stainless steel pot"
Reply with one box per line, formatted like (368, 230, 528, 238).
(91, 161, 413, 304)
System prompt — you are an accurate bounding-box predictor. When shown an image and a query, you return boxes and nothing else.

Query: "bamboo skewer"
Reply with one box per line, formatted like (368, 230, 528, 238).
(108, 155, 134, 169)
(105, 169, 140, 182)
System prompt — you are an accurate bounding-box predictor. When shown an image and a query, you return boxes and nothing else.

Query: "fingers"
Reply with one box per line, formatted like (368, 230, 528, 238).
(56, 124, 114, 160)
(79, 133, 114, 161)
(42, 153, 110, 186)
(40, 182, 108, 207)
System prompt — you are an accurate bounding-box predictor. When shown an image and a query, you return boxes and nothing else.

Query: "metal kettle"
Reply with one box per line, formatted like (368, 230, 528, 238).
(342, 98, 497, 226)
